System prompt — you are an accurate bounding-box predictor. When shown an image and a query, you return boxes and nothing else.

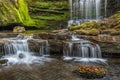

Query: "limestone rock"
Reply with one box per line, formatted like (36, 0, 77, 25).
(13, 26, 26, 33)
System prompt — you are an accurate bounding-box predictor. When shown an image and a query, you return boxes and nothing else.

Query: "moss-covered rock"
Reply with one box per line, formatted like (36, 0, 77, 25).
(68, 26, 81, 31)
(79, 21, 99, 29)
(0, 0, 35, 27)
(68, 21, 99, 31)
(68, 11, 120, 35)
(75, 28, 100, 35)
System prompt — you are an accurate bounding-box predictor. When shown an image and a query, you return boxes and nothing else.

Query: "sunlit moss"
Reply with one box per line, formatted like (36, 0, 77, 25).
(0, 0, 35, 26)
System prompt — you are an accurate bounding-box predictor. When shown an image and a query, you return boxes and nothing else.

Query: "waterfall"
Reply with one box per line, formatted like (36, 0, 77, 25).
(63, 40, 102, 58)
(4, 39, 29, 55)
(39, 40, 49, 56)
(2, 35, 50, 65)
(105, 0, 107, 17)
(68, 0, 108, 26)
(63, 35, 106, 63)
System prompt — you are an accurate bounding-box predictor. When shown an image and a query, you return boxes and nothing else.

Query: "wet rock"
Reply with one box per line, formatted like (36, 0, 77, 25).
(33, 31, 71, 40)
(90, 35, 120, 56)
(33, 31, 71, 54)
(48, 39, 63, 54)
(0, 40, 12, 57)
(34, 31, 120, 56)
(13, 26, 26, 33)
(16, 33, 24, 39)
(0, 33, 18, 38)
(28, 39, 49, 55)
(0, 59, 8, 64)
(18, 53, 25, 59)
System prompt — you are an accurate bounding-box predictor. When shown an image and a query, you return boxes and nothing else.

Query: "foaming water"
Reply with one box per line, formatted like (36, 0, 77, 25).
(63, 57, 107, 64)
(3, 51, 52, 65)
(1, 35, 52, 65)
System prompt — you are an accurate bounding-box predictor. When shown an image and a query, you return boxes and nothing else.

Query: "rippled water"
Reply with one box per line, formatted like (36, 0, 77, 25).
(0, 57, 119, 80)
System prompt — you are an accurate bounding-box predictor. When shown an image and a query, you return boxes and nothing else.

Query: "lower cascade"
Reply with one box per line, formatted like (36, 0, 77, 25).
(63, 35, 106, 63)
(1, 35, 51, 65)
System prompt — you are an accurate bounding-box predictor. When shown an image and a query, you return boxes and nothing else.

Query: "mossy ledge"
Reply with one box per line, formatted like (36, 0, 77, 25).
(68, 11, 120, 35)
(28, 0, 69, 29)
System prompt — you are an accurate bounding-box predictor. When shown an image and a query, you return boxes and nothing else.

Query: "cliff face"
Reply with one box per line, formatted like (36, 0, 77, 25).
(27, 0, 69, 29)
(0, 0, 34, 27)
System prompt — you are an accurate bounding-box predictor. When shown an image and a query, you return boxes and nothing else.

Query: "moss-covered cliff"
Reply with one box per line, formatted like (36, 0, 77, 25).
(0, 0, 35, 27)
(27, 0, 69, 29)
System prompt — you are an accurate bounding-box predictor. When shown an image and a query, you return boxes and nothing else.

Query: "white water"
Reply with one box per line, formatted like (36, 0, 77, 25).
(68, 0, 108, 26)
(63, 35, 106, 63)
(2, 35, 51, 65)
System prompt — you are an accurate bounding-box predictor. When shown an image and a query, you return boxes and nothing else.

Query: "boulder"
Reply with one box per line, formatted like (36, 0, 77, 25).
(28, 39, 49, 56)
(0, 59, 8, 65)
(13, 26, 26, 33)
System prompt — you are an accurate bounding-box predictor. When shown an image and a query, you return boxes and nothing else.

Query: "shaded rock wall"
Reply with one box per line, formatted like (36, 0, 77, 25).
(101, 0, 120, 17)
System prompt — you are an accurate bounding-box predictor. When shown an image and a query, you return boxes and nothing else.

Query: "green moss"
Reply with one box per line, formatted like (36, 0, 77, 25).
(16, 0, 35, 26)
(68, 21, 100, 31)
(86, 28, 100, 35)
(68, 26, 81, 31)
(28, 0, 69, 29)
(0, 0, 35, 27)
(74, 28, 100, 35)
(79, 21, 99, 29)
(30, 1, 68, 10)
(25, 30, 52, 34)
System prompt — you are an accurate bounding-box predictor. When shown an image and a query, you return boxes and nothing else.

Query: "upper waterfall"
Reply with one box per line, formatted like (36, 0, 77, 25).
(68, 0, 107, 26)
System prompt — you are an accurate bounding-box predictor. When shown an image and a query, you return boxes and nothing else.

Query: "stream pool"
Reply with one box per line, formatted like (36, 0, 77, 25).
(0, 56, 119, 80)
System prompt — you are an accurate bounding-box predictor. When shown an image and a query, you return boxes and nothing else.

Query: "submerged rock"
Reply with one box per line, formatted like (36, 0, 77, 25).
(0, 59, 8, 64)
(18, 53, 25, 59)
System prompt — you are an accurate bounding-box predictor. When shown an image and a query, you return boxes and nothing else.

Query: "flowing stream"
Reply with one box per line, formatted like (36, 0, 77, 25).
(1, 35, 51, 65)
